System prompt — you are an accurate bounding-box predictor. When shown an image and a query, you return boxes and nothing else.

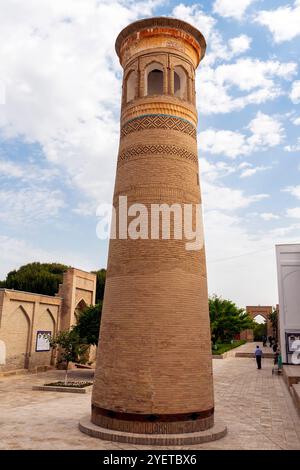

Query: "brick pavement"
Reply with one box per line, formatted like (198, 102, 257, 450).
(0, 351, 299, 450)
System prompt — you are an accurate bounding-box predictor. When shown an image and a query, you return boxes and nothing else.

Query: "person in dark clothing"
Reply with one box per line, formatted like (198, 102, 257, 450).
(268, 335, 273, 347)
(272, 342, 278, 353)
(262, 335, 267, 347)
(255, 345, 263, 369)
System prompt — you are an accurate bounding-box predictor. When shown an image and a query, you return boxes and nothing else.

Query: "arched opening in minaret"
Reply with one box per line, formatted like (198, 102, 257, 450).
(126, 70, 136, 102)
(145, 62, 164, 96)
(174, 66, 187, 100)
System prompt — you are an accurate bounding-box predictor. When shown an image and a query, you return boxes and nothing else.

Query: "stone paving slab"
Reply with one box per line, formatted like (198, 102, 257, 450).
(0, 353, 299, 450)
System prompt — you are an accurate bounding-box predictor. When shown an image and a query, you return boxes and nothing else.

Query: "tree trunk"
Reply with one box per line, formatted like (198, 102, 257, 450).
(64, 361, 69, 385)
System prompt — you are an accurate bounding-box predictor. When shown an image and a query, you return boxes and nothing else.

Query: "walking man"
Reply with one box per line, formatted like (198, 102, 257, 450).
(255, 345, 263, 369)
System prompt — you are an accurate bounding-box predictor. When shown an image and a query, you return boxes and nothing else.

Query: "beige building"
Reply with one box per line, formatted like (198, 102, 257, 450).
(0, 268, 96, 373)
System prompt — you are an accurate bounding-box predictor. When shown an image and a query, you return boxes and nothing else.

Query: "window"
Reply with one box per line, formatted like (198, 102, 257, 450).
(145, 62, 164, 96)
(174, 66, 187, 100)
(126, 70, 136, 102)
(147, 69, 163, 95)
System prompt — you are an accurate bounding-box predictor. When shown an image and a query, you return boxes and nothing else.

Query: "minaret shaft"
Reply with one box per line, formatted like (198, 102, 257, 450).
(91, 17, 214, 435)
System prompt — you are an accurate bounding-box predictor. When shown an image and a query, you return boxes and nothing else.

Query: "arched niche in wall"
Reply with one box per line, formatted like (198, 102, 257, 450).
(145, 62, 164, 96)
(7, 305, 30, 368)
(74, 299, 87, 323)
(125, 70, 137, 102)
(174, 66, 188, 100)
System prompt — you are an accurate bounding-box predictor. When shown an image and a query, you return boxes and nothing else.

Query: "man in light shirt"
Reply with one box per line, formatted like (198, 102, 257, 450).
(255, 345, 263, 369)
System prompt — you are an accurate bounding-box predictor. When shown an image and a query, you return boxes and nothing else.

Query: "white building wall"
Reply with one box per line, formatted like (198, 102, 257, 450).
(276, 244, 300, 363)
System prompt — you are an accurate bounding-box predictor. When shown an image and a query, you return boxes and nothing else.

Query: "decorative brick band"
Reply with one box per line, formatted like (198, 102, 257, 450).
(91, 405, 214, 434)
(118, 144, 198, 165)
(121, 114, 196, 139)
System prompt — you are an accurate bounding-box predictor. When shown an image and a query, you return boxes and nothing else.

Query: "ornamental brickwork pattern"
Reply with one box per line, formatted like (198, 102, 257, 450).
(121, 114, 196, 139)
(118, 144, 198, 165)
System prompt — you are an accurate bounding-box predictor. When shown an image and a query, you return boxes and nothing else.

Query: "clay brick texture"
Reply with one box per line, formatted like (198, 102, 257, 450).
(92, 17, 214, 434)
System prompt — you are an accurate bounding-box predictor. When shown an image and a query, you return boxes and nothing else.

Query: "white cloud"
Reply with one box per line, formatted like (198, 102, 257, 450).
(255, 0, 300, 43)
(260, 212, 280, 221)
(172, 4, 296, 115)
(290, 80, 300, 103)
(0, 188, 65, 225)
(199, 158, 236, 182)
(284, 138, 300, 152)
(228, 35, 252, 55)
(286, 207, 300, 218)
(215, 59, 296, 92)
(202, 181, 268, 212)
(198, 59, 297, 114)
(171, 4, 252, 66)
(283, 185, 300, 199)
(0, 159, 59, 182)
(240, 165, 270, 178)
(172, 3, 216, 41)
(247, 111, 284, 148)
(213, 0, 256, 20)
(199, 112, 284, 158)
(292, 116, 300, 125)
(0, 0, 162, 206)
(199, 129, 247, 158)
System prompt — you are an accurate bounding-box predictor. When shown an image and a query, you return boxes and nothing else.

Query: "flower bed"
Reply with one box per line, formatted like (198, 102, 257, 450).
(212, 340, 246, 356)
(44, 381, 93, 388)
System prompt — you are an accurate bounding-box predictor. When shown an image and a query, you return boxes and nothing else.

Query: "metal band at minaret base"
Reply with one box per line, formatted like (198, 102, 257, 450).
(79, 17, 227, 445)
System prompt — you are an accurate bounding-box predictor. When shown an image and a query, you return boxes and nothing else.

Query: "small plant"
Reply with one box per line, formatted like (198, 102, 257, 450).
(50, 330, 88, 385)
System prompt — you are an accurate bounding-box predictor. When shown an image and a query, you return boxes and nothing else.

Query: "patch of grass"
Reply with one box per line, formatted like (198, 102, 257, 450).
(212, 340, 246, 355)
(44, 381, 93, 388)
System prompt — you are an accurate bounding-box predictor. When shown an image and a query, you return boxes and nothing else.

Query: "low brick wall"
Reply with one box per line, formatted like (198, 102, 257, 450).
(32, 384, 92, 394)
(235, 352, 274, 358)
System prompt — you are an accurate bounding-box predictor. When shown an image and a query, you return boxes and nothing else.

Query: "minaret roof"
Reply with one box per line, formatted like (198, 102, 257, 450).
(115, 16, 206, 61)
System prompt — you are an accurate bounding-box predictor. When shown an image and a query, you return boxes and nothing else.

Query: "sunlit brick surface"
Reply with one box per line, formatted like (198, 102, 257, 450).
(91, 18, 214, 434)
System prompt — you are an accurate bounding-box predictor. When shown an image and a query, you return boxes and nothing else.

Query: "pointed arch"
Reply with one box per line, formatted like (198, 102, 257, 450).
(6, 305, 31, 369)
(74, 298, 87, 322)
(174, 65, 188, 100)
(44, 308, 56, 333)
(145, 61, 164, 96)
(125, 69, 137, 102)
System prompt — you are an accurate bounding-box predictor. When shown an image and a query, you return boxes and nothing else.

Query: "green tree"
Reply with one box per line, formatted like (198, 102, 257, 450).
(253, 322, 267, 341)
(209, 295, 255, 344)
(268, 307, 278, 339)
(1, 262, 68, 296)
(92, 269, 106, 304)
(73, 303, 102, 346)
(50, 330, 88, 384)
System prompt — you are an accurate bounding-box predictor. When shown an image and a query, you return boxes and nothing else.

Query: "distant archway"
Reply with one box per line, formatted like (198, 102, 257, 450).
(253, 314, 267, 341)
(247, 306, 273, 340)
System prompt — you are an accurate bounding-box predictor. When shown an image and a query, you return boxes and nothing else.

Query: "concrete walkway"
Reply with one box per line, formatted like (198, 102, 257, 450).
(0, 352, 299, 450)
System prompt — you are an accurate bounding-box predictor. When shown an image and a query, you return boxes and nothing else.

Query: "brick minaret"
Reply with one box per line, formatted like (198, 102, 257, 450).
(81, 17, 226, 444)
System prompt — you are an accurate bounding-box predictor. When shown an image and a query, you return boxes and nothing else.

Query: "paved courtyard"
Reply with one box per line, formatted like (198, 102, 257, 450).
(0, 348, 299, 450)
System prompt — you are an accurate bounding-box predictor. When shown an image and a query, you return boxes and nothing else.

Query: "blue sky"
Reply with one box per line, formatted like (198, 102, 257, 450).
(0, 0, 300, 306)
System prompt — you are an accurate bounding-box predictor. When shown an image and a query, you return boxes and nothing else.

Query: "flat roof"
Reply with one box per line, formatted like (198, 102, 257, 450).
(0, 288, 62, 300)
